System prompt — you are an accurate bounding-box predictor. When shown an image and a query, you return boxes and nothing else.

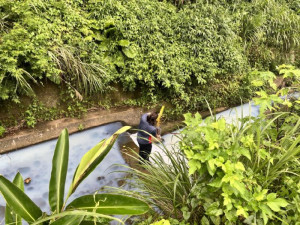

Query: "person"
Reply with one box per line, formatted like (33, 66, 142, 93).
(137, 112, 160, 162)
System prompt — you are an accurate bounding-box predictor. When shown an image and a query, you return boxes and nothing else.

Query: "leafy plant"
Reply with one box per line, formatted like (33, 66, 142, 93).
(0, 125, 5, 137)
(176, 67, 300, 224)
(78, 123, 84, 131)
(0, 126, 149, 224)
(120, 137, 200, 222)
(129, 67, 299, 224)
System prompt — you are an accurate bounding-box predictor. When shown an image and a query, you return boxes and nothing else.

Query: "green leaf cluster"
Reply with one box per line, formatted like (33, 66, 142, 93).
(0, 0, 299, 114)
(179, 73, 300, 224)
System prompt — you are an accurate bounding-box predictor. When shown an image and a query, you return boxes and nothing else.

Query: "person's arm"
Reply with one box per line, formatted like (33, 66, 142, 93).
(151, 127, 161, 142)
(156, 128, 162, 141)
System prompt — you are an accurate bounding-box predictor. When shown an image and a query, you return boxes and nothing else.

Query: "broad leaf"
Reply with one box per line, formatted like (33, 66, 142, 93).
(188, 159, 201, 175)
(0, 175, 42, 223)
(5, 172, 24, 225)
(118, 39, 130, 47)
(67, 126, 131, 198)
(66, 194, 149, 215)
(266, 194, 288, 212)
(49, 128, 69, 213)
(50, 215, 84, 225)
(205, 202, 223, 216)
(201, 216, 210, 225)
(122, 46, 137, 58)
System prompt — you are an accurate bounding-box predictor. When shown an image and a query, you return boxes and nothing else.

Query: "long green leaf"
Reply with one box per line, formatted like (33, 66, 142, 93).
(66, 194, 149, 215)
(0, 175, 42, 223)
(5, 172, 24, 225)
(49, 128, 69, 213)
(31, 210, 123, 225)
(50, 215, 84, 225)
(66, 126, 131, 199)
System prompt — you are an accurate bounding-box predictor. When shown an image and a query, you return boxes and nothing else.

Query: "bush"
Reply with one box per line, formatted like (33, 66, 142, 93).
(0, 0, 299, 113)
(129, 68, 300, 224)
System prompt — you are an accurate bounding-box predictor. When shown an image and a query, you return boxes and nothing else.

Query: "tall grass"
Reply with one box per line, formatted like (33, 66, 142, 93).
(49, 46, 108, 95)
(120, 140, 201, 222)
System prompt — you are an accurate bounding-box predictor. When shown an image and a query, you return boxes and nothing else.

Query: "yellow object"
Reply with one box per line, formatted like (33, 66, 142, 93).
(156, 105, 165, 127)
(150, 219, 171, 225)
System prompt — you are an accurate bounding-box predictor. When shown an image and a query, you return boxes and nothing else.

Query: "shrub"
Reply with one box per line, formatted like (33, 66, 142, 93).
(129, 67, 300, 224)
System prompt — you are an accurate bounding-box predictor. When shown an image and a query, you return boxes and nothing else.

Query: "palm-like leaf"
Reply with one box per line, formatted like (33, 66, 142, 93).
(49, 128, 69, 213)
(0, 175, 42, 223)
(31, 211, 123, 225)
(66, 126, 131, 200)
(66, 194, 149, 215)
(5, 172, 24, 225)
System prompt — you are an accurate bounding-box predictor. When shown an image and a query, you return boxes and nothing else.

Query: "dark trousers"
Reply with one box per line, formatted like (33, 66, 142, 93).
(138, 143, 152, 162)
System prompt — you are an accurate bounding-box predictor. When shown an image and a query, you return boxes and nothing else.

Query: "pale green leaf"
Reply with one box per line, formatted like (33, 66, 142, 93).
(118, 40, 130, 47)
(235, 162, 245, 171)
(67, 126, 131, 199)
(122, 46, 137, 58)
(267, 197, 288, 212)
(66, 194, 149, 215)
(201, 216, 210, 225)
(188, 159, 201, 175)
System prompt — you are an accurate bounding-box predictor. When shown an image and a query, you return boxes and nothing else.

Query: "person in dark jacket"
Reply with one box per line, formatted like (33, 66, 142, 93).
(137, 112, 160, 162)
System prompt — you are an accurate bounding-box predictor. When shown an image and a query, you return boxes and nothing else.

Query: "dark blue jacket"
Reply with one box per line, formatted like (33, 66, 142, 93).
(137, 113, 157, 144)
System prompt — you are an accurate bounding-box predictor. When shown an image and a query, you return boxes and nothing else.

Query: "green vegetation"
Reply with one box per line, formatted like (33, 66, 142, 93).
(0, 125, 5, 137)
(0, 126, 150, 224)
(0, 0, 299, 222)
(0, 0, 299, 125)
(125, 68, 299, 224)
(78, 123, 84, 131)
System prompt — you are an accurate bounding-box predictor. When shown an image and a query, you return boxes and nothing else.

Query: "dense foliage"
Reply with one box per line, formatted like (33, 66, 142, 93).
(0, 0, 299, 112)
(128, 67, 300, 224)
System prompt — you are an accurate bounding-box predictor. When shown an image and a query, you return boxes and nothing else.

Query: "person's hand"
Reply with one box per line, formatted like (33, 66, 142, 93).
(157, 135, 162, 142)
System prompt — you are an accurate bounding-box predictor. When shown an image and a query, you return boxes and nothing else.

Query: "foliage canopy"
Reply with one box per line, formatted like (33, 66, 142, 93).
(0, 0, 299, 111)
